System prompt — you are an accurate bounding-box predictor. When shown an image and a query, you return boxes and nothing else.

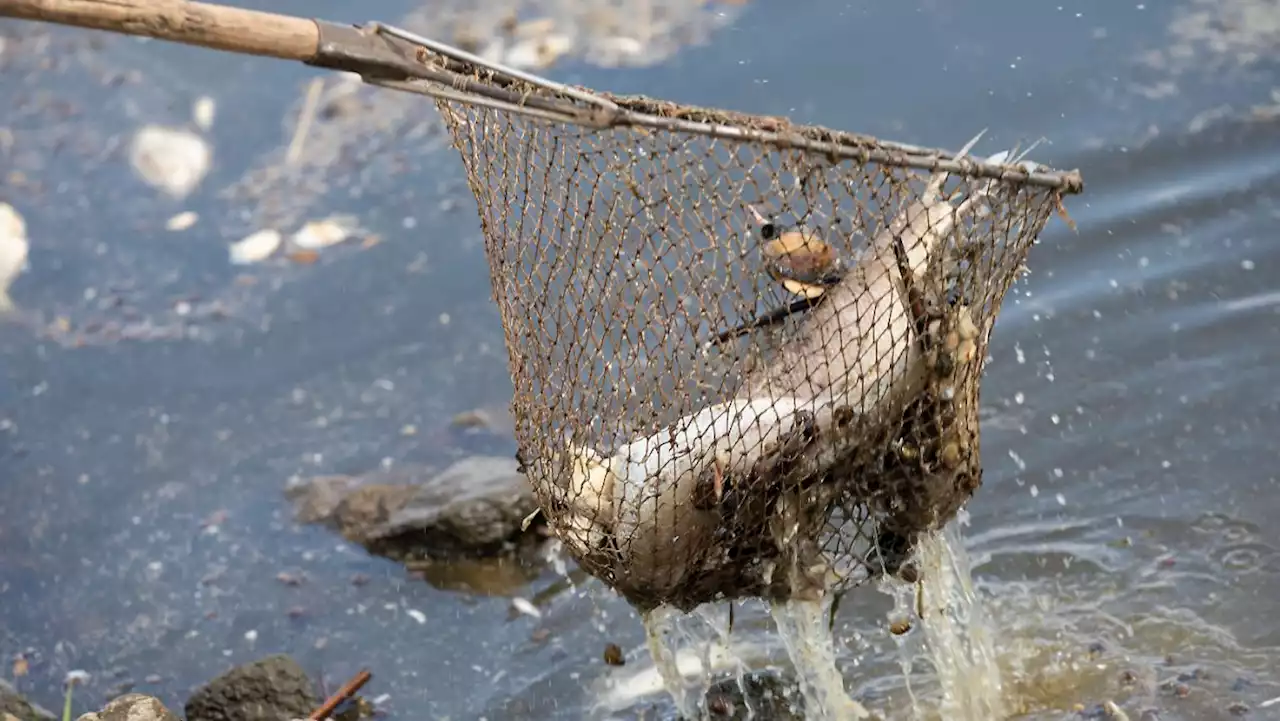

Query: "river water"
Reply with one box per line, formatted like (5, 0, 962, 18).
(1, 0, 1278, 719)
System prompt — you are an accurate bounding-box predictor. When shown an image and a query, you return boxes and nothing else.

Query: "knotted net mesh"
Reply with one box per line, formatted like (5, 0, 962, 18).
(432, 87, 1079, 613)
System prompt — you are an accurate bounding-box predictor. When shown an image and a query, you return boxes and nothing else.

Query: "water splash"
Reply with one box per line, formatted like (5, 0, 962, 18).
(887, 524, 1007, 721)
(643, 606, 699, 718)
(769, 596, 871, 720)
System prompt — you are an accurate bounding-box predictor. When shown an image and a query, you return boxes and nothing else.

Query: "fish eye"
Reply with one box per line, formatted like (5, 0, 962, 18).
(759, 222, 779, 241)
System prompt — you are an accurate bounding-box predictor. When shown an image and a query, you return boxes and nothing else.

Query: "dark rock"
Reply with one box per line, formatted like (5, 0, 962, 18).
(287, 456, 544, 561)
(704, 672, 804, 721)
(77, 694, 180, 721)
(184, 654, 315, 721)
(0, 679, 55, 721)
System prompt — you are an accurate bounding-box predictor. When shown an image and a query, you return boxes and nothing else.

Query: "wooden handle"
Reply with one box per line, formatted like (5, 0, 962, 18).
(0, 0, 321, 61)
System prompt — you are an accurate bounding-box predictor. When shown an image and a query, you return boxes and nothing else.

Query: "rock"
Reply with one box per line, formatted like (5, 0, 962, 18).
(0, 679, 55, 721)
(287, 456, 544, 561)
(77, 694, 179, 721)
(184, 655, 315, 721)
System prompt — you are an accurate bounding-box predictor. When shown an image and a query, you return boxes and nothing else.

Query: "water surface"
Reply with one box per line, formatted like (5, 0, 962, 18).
(2, 0, 1278, 718)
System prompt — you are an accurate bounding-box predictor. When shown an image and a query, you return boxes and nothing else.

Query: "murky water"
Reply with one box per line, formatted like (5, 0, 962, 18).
(3, 0, 1280, 719)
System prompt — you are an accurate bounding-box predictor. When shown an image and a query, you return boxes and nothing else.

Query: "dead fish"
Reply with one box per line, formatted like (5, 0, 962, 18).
(606, 396, 816, 598)
(747, 205, 847, 300)
(543, 442, 617, 557)
(745, 128, 998, 417)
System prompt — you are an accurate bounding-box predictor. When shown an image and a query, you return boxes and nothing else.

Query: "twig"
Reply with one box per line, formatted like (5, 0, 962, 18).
(310, 668, 372, 720)
(286, 77, 324, 166)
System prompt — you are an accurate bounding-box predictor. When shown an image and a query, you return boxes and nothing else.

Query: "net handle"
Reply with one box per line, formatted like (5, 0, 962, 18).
(0, 0, 324, 61)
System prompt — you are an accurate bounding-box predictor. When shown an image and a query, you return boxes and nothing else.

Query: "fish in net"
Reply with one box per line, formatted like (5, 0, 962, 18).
(425, 90, 1080, 613)
(407, 36, 1082, 708)
(365, 25, 1086, 714)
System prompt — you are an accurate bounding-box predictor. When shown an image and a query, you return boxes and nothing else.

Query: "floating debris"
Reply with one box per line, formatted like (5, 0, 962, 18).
(165, 210, 199, 231)
(511, 597, 542, 619)
(504, 33, 573, 70)
(405, 608, 427, 624)
(286, 249, 320, 265)
(290, 215, 359, 250)
(193, 95, 216, 131)
(603, 643, 626, 667)
(129, 124, 212, 199)
(229, 229, 282, 265)
(0, 201, 29, 313)
(1104, 700, 1131, 721)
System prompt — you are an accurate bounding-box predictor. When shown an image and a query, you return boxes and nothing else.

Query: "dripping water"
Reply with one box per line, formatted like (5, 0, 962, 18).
(633, 522, 1004, 720)
(768, 596, 871, 720)
(885, 523, 1007, 721)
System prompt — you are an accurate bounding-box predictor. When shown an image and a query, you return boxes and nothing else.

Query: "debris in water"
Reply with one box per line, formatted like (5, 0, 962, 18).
(11, 654, 28, 678)
(287, 249, 321, 265)
(286, 78, 325, 166)
(165, 211, 198, 231)
(888, 618, 913, 636)
(193, 96, 216, 131)
(405, 608, 426, 624)
(64, 669, 91, 686)
(0, 201, 29, 313)
(229, 229, 282, 265)
(510, 597, 541, 619)
(310, 668, 372, 721)
(603, 643, 625, 667)
(129, 125, 212, 199)
(291, 215, 359, 250)
(1104, 700, 1131, 721)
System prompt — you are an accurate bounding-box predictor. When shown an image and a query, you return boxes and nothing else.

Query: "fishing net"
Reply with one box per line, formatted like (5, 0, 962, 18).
(368, 27, 1085, 613)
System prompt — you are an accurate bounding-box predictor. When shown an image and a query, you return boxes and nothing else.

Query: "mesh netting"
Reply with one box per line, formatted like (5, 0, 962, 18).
(431, 84, 1076, 612)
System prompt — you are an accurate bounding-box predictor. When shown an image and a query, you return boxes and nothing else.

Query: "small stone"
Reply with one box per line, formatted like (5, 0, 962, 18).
(1227, 702, 1249, 716)
(77, 694, 180, 721)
